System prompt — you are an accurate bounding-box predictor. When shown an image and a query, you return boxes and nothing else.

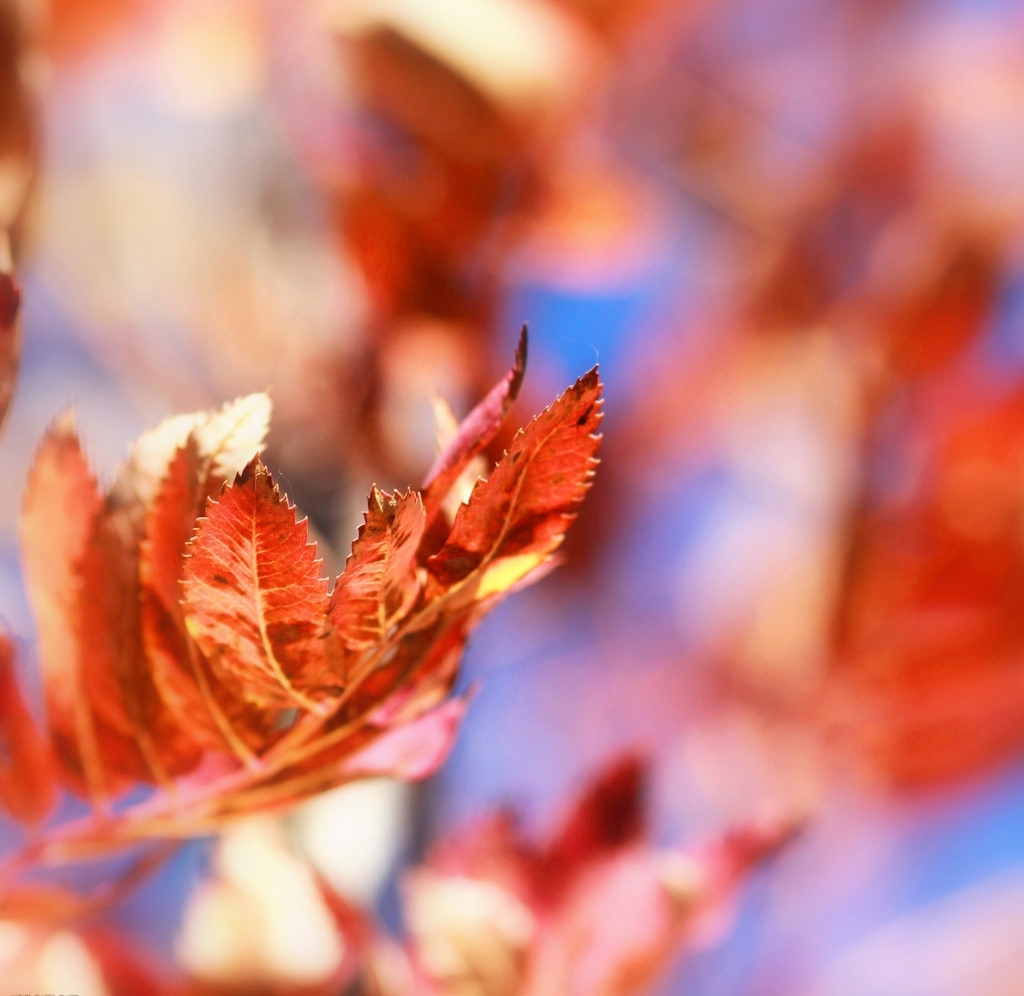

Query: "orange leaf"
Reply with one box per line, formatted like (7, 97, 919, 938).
(545, 753, 645, 878)
(182, 456, 335, 712)
(330, 488, 425, 651)
(428, 367, 602, 598)
(20, 420, 199, 800)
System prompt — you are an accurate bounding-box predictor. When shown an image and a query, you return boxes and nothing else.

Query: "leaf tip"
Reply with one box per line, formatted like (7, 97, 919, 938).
(510, 325, 528, 399)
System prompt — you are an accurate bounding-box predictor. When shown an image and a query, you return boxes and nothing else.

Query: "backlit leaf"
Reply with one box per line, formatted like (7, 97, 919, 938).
(428, 367, 602, 598)
(141, 439, 271, 758)
(182, 456, 334, 712)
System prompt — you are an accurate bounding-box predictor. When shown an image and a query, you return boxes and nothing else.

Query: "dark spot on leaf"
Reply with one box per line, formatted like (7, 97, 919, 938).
(267, 621, 314, 644)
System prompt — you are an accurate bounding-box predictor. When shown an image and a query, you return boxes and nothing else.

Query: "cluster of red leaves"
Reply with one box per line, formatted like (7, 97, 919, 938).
(396, 755, 795, 996)
(1, 332, 602, 876)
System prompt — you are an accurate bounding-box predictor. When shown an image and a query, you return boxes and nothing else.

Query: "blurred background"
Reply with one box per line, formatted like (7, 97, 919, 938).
(4, 0, 1024, 992)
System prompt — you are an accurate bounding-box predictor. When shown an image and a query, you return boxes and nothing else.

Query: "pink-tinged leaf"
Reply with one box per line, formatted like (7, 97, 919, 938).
(428, 367, 603, 598)
(422, 327, 527, 525)
(645, 816, 800, 957)
(530, 850, 688, 996)
(696, 813, 800, 893)
(0, 633, 56, 826)
(218, 696, 470, 818)
(338, 697, 468, 781)
(20, 419, 110, 801)
(181, 456, 335, 712)
(0, 267, 20, 435)
(330, 488, 425, 651)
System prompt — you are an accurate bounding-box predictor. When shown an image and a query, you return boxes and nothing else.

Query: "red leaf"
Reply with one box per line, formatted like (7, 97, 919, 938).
(330, 488, 425, 651)
(421, 326, 527, 526)
(428, 367, 603, 598)
(22, 418, 204, 799)
(141, 440, 271, 760)
(181, 456, 335, 712)
(0, 633, 56, 826)
(544, 753, 646, 879)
